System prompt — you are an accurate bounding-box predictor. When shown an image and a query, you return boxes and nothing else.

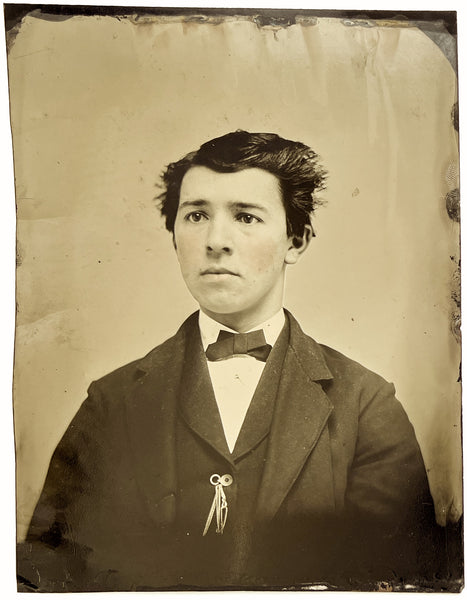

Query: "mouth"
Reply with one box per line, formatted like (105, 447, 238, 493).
(201, 267, 239, 276)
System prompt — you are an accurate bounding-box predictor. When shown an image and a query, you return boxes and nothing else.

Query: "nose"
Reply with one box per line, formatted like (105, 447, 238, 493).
(206, 216, 233, 255)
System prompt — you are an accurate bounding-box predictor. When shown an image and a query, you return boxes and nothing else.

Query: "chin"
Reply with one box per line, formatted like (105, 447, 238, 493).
(202, 304, 244, 317)
(195, 293, 242, 313)
(200, 297, 251, 318)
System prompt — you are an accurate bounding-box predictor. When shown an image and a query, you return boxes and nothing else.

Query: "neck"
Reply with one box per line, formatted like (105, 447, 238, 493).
(201, 305, 283, 333)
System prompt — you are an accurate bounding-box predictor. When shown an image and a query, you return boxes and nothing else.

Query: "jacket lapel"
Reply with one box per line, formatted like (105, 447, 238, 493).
(177, 319, 232, 461)
(256, 311, 335, 521)
(232, 318, 290, 461)
(122, 313, 199, 525)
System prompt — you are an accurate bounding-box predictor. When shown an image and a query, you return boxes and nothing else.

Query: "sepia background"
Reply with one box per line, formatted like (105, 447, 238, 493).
(7, 8, 460, 540)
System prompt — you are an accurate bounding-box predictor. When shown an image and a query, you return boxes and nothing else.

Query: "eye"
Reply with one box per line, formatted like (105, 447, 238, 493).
(185, 211, 207, 223)
(237, 213, 261, 224)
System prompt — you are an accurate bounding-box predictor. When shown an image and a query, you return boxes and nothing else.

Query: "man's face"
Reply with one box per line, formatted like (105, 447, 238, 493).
(173, 166, 305, 331)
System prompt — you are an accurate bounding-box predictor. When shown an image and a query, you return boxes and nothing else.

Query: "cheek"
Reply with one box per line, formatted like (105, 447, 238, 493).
(246, 238, 288, 273)
(175, 232, 202, 265)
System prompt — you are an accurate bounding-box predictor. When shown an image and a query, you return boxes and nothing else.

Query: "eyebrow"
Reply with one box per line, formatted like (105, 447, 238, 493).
(178, 199, 268, 213)
(232, 202, 267, 212)
(178, 199, 209, 209)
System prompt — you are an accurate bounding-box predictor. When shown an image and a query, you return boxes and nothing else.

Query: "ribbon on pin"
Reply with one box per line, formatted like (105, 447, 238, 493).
(203, 473, 233, 536)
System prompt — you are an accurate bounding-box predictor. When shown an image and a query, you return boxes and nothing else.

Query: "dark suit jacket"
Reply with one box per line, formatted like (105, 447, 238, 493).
(18, 311, 438, 591)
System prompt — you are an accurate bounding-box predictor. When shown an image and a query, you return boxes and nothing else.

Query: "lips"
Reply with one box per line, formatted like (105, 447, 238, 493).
(201, 267, 239, 276)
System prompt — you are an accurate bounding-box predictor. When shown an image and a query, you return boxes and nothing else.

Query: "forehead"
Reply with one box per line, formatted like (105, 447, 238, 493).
(179, 166, 283, 205)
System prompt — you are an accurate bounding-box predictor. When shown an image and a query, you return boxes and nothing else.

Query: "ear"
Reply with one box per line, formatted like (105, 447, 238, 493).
(285, 225, 312, 265)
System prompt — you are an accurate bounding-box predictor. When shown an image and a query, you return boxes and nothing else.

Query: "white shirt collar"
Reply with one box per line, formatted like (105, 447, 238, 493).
(199, 309, 286, 351)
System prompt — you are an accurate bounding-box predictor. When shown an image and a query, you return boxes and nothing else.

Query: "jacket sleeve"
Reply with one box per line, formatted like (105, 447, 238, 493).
(343, 375, 438, 581)
(17, 382, 111, 592)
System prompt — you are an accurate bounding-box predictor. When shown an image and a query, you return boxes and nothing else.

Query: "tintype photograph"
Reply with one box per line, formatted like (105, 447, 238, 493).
(6, 4, 462, 593)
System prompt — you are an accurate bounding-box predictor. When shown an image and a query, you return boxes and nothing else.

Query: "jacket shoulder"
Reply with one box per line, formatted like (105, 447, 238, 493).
(286, 310, 391, 393)
(89, 312, 197, 397)
(315, 342, 401, 429)
(318, 343, 391, 388)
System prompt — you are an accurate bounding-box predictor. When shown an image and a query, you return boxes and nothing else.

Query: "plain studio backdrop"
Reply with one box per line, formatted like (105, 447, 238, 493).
(7, 9, 460, 541)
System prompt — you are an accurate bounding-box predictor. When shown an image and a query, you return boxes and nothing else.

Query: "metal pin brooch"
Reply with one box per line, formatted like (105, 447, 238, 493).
(203, 473, 233, 536)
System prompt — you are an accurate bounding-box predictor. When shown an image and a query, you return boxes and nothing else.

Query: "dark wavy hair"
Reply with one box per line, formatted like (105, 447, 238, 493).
(158, 130, 327, 239)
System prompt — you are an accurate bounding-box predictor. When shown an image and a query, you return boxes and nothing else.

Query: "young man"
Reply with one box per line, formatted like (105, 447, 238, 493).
(18, 131, 437, 591)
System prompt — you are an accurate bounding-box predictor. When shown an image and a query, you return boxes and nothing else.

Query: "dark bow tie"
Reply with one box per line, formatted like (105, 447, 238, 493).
(205, 329, 272, 362)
